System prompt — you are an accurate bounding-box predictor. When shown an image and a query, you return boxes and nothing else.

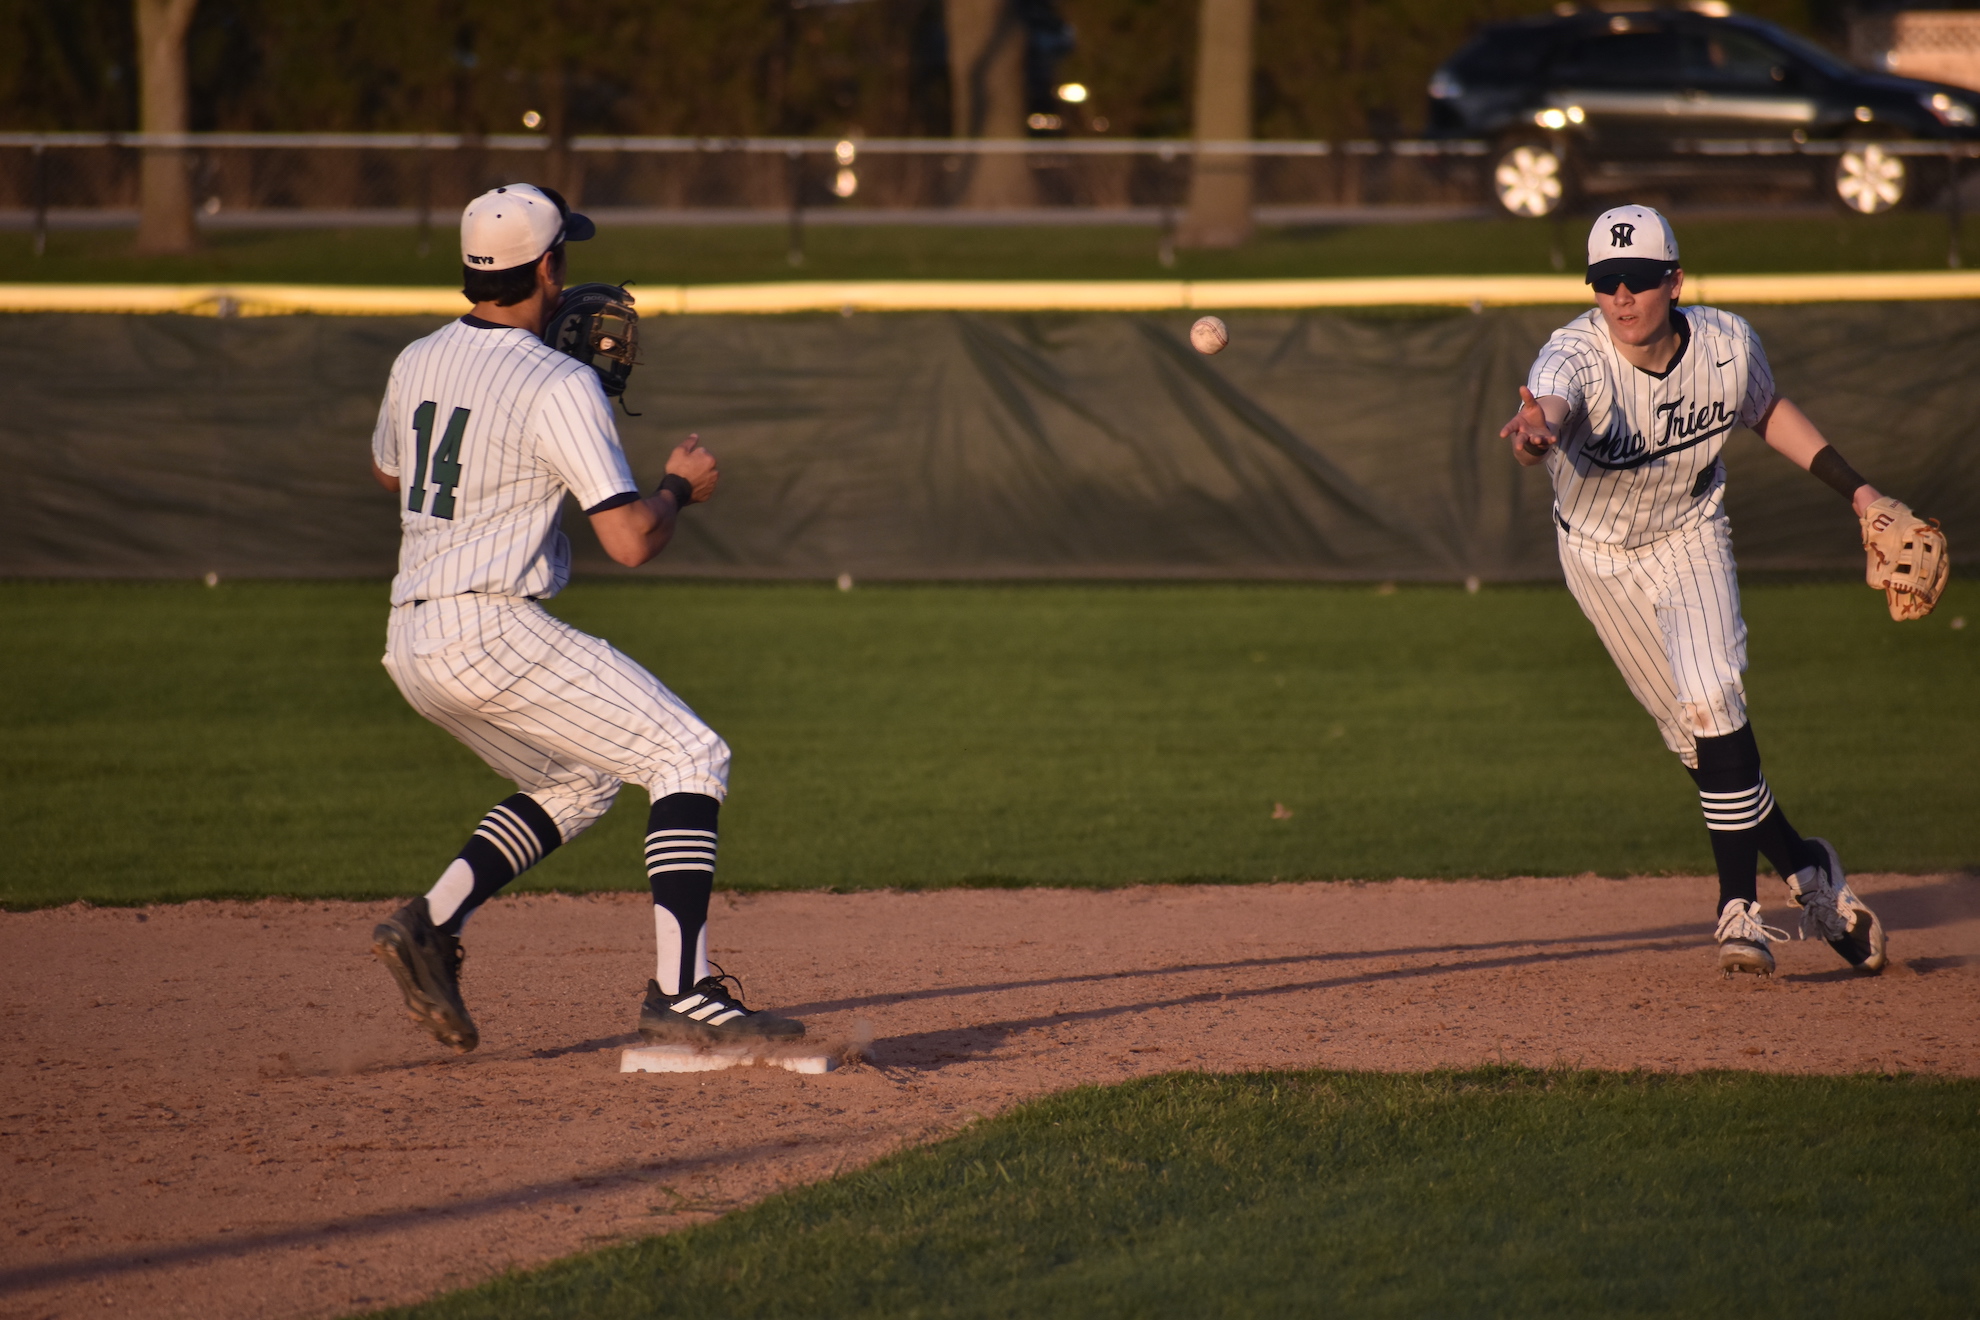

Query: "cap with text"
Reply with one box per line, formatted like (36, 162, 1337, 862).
(1585, 204, 1679, 285)
(460, 184, 596, 273)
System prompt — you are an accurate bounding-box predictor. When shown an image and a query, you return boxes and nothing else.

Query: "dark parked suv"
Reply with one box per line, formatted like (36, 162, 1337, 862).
(1427, 3, 1980, 216)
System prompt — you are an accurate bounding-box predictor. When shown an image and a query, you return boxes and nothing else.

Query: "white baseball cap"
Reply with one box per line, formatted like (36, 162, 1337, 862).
(460, 183, 595, 273)
(1586, 204, 1679, 284)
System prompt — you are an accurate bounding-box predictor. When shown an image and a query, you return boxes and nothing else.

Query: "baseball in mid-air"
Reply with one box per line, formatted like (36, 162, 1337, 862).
(1189, 315, 1228, 355)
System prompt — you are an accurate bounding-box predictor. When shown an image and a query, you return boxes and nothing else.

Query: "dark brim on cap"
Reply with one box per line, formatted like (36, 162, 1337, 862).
(536, 186, 596, 244)
(1586, 256, 1677, 285)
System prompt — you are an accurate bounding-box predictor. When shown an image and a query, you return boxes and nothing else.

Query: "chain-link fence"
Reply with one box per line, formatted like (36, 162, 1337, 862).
(11, 131, 1980, 269)
(0, 132, 1497, 234)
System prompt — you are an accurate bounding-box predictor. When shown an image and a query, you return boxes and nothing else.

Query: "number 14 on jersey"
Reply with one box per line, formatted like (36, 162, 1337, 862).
(408, 401, 470, 519)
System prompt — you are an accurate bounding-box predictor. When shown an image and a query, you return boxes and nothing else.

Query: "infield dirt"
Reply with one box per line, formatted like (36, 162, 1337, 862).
(3, 874, 1976, 1319)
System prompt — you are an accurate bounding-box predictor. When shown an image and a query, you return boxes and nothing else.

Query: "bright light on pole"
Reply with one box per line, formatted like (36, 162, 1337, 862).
(1056, 82, 1088, 104)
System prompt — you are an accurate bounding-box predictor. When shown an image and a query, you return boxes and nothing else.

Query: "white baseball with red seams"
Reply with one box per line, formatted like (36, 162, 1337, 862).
(1189, 315, 1228, 355)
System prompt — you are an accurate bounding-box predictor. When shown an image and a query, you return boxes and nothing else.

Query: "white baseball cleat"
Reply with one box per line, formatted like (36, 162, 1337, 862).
(1785, 838, 1888, 975)
(1715, 898, 1788, 977)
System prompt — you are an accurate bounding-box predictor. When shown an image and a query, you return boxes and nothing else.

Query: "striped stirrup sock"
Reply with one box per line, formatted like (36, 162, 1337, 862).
(1687, 724, 1813, 915)
(424, 793, 563, 934)
(645, 827, 718, 878)
(646, 792, 721, 996)
(1697, 777, 1776, 832)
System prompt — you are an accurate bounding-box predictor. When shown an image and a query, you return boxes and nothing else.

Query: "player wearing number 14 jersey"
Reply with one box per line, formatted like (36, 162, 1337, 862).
(367, 183, 806, 1051)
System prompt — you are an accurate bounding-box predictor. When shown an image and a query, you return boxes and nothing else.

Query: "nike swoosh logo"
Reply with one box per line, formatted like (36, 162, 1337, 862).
(1716, 357, 1735, 368)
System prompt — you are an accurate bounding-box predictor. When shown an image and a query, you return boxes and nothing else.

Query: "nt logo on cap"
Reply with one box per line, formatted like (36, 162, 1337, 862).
(1611, 222, 1636, 247)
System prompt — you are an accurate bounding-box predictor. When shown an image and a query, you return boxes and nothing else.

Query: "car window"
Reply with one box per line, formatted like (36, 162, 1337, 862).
(1757, 26, 1855, 80)
(1449, 27, 1552, 84)
(1549, 31, 1690, 87)
(1691, 28, 1795, 91)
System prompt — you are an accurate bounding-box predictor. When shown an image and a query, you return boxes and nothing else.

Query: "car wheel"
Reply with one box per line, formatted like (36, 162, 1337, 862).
(1492, 141, 1568, 218)
(1833, 142, 1907, 214)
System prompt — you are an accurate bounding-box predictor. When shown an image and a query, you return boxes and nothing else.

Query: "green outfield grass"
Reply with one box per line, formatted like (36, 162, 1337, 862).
(0, 579, 1971, 909)
(369, 1067, 1980, 1319)
(3, 212, 1978, 286)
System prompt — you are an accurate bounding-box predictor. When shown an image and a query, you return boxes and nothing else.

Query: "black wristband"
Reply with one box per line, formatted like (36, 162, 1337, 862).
(656, 473, 696, 508)
(1807, 445, 1868, 503)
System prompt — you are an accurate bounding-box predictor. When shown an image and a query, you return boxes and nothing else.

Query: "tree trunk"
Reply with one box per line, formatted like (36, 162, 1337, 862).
(542, 62, 582, 207)
(1179, 0, 1255, 250)
(135, 0, 199, 254)
(944, 0, 1035, 209)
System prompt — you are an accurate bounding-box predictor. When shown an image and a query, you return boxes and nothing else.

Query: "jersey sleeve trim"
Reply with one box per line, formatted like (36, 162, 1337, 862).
(584, 490, 642, 515)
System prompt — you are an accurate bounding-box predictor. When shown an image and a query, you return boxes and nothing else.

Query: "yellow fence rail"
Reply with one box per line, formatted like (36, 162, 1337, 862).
(8, 271, 1980, 317)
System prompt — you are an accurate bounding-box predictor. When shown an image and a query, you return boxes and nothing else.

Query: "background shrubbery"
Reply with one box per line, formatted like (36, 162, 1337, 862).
(2, 0, 1852, 140)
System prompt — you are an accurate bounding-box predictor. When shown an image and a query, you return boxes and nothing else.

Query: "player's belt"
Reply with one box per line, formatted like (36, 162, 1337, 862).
(409, 591, 538, 607)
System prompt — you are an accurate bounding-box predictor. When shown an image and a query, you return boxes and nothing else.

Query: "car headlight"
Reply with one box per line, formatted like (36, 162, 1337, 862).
(1429, 70, 1462, 100)
(1923, 92, 1977, 127)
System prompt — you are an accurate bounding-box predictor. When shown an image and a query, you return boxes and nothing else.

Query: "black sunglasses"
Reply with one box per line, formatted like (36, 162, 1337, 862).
(1590, 269, 1672, 296)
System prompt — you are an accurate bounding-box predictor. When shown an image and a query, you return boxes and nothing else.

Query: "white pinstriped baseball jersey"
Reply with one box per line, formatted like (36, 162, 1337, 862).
(1529, 305, 1774, 548)
(372, 316, 637, 606)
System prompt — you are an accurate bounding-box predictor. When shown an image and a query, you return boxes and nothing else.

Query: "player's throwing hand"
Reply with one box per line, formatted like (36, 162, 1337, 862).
(665, 433, 720, 505)
(1500, 386, 1558, 463)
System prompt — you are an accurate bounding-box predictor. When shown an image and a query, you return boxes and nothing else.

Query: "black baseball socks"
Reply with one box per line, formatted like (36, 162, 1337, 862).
(645, 792, 720, 996)
(1687, 723, 1818, 914)
(421, 793, 563, 935)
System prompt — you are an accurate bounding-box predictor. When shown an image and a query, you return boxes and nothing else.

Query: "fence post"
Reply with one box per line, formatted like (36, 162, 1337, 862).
(1158, 143, 1179, 268)
(786, 146, 806, 268)
(32, 143, 48, 258)
(1948, 145, 1964, 271)
(415, 139, 432, 258)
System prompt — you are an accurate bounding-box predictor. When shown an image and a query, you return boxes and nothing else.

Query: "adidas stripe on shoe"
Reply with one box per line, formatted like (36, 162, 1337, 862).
(638, 970, 805, 1045)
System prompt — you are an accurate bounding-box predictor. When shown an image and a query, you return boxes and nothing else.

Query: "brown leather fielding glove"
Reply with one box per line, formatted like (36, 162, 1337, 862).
(1860, 496, 1950, 621)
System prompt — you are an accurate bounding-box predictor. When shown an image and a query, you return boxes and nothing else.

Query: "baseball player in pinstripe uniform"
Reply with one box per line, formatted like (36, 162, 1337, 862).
(367, 183, 804, 1051)
(1501, 204, 1892, 978)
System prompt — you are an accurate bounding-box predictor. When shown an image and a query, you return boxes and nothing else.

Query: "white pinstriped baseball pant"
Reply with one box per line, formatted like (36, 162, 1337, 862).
(1557, 513, 1748, 769)
(382, 595, 730, 842)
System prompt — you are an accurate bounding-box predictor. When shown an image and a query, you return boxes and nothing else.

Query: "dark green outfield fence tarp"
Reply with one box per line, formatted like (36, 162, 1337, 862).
(3, 303, 1974, 580)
